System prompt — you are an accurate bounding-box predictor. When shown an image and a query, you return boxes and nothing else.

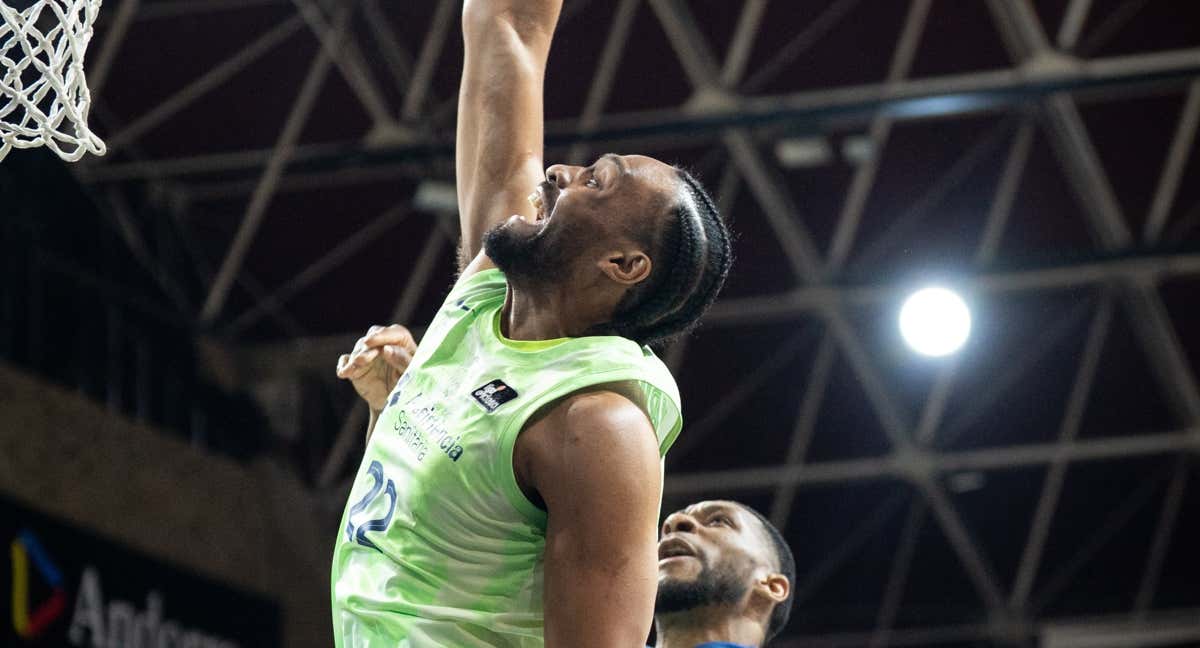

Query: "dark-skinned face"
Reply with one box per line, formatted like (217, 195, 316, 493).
(483, 154, 679, 287)
(655, 500, 777, 614)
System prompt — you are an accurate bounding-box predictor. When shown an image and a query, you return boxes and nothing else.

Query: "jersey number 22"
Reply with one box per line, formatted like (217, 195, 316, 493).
(345, 460, 396, 549)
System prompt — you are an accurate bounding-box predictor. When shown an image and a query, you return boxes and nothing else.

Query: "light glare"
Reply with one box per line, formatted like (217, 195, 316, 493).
(899, 287, 971, 357)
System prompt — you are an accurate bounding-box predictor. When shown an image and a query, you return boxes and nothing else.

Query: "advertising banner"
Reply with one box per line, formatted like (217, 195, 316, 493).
(2, 496, 280, 648)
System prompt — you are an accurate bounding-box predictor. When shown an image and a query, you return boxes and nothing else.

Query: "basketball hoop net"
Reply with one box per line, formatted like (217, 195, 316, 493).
(0, 0, 106, 162)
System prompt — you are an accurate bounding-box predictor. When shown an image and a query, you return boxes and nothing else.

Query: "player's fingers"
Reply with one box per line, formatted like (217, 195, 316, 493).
(363, 324, 414, 349)
(343, 353, 380, 380)
(351, 346, 380, 365)
(382, 344, 413, 371)
(363, 330, 412, 350)
(347, 347, 381, 374)
(335, 354, 352, 378)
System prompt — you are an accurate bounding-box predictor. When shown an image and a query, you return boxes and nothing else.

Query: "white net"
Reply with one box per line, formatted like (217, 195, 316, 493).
(0, 0, 105, 162)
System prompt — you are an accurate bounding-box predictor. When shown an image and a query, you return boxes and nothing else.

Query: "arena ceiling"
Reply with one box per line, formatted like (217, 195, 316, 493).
(5, 0, 1200, 645)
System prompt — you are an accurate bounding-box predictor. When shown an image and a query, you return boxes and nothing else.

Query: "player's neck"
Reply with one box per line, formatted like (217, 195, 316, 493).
(500, 284, 595, 340)
(655, 608, 764, 648)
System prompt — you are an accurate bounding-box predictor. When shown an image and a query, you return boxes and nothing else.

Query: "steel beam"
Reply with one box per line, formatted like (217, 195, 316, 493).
(825, 0, 930, 272)
(868, 499, 927, 648)
(133, 0, 290, 20)
(1120, 280, 1200, 424)
(663, 430, 1199, 494)
(1144, 81, 1200, 243)
(769, 333, 836, 528)
(703, 250, 1200, 327)
(184, 162, 438, 201)
(668, 330, 811, 461)
(317, 403, 368, 488)
(389, 228, 448, 323)
(103, 187, 194, 314)
(721, 130, 824, 280)
(1029, 468, 1171, 613)
(1010, 295, 1113, 610)
(293, 0, 395, 128)
(792, 492, 910, 607)
(915, 477, 1007, 614)
(742, 0, 862, 94)
(645, 0, 721, 92)
(88, 0, 142, 97)
(102, 15, 307, 154)
(402, 0, 456, 122)
(718, 0, 767, 90)
(573, 46, 1200, 145)
(223, 204, 414, 335)
(79, 47, 1200, 183)
(988, 0, 1200, 430)
(238, 331, 370, 382)
(1056, 0, 1094, 51)
(1043, 610, 1200, 648)
(566, 0, 640, 165)
(850, 117, 1016, 270)
(977, 122, 1035, 262)
(937, 297, 1094, 449)
(361, 0, 415, 93)
(1133, 456, 1190, 616)
(1077, 0, 1150, 58)
(199, 2, 355, 324)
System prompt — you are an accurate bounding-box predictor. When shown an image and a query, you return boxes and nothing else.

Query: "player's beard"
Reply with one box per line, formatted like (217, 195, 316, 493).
(483, 220, 572, 288)
(654, 561, 748, 615)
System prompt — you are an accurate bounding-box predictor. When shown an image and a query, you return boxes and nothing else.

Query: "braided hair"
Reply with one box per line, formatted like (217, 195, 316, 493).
(603, 168, 732, 346)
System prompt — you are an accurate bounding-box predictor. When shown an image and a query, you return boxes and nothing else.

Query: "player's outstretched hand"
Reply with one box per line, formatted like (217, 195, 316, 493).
(336, 324, 417, 412)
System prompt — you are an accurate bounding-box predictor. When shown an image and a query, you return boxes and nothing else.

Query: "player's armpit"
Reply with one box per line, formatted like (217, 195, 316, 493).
(520, 390, 663, 648)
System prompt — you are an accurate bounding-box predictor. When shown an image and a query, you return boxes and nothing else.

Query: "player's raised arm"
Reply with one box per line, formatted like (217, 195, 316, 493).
(456, 0, 562, 276)
(518, 391, 664, 648)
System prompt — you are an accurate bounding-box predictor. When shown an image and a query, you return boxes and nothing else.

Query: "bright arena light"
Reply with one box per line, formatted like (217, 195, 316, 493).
(899, 287, 972, 357)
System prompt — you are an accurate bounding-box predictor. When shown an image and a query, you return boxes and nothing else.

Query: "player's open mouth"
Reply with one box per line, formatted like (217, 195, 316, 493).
(528, 184, 557, 223)
(657, 537, 697, 561)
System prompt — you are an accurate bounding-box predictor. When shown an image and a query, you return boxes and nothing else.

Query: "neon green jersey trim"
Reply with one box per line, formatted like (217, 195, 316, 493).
(492, 307, 571, 352)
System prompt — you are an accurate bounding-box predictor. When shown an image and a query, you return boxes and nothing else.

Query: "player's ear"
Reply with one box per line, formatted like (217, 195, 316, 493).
(754, 572, 789, 605)
(598, 249, 651, 286)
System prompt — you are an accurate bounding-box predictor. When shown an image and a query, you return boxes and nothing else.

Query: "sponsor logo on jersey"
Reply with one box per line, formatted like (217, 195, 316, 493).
(471, 379, 518, 413)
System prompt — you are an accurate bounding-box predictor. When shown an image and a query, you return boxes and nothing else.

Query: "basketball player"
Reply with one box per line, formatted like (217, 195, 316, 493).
(653, 501, 795, 648)
(329, 0, 732, 645)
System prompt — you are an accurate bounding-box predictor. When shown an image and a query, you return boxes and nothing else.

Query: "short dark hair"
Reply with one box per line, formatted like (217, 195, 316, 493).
(739, 504, 796, 645)
(603, 168, 732, 346)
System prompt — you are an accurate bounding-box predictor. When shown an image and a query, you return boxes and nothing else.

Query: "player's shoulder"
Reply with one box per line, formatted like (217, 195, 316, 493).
(559, 386, 646, 424)
(546, 385, 656, 453)
(522, 387, 659, 482)
(522, 383, 650, 439)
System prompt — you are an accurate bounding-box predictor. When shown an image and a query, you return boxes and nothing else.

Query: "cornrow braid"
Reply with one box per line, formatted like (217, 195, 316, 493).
(605, 169, 732, 346)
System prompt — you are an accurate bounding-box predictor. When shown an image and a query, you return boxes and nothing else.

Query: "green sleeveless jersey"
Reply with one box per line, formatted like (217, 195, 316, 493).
(331, 269, 683, 647)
